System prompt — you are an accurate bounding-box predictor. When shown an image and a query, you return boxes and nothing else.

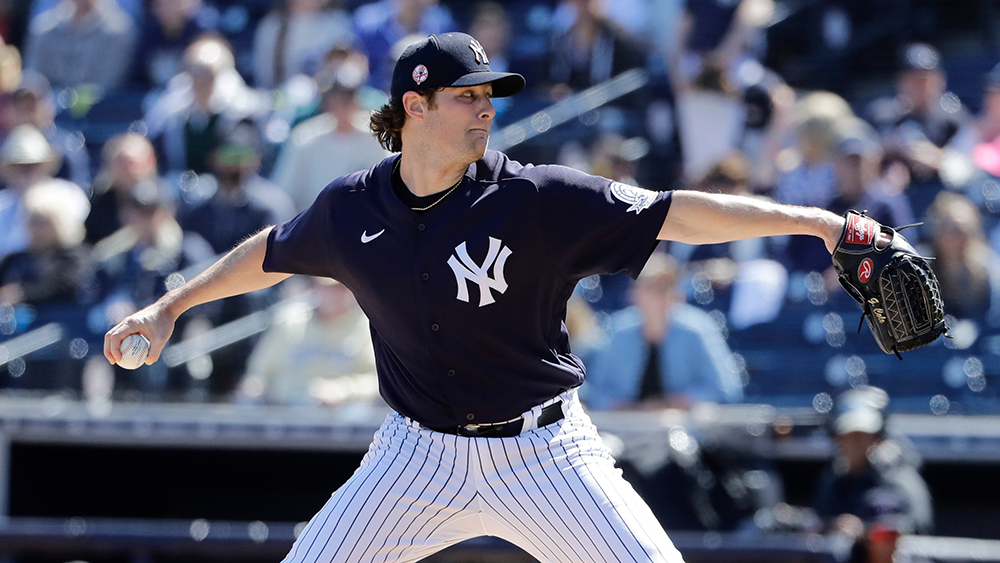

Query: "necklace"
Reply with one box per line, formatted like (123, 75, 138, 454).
(410, 180, 461, 211)
(394, 159, 463, 212)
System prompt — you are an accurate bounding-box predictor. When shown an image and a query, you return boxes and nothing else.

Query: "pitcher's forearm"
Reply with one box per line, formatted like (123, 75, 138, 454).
(159, 227, 291, 320)
(105, 227, 291, 366)
(659, 191, 845, 252)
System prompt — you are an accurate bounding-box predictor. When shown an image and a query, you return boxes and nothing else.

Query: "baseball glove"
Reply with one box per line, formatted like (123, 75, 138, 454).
(832, 210, 947, 358)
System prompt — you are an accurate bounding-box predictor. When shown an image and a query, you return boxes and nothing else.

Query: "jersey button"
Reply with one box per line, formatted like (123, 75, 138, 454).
(466, 413, 475, 421)
(431, 323, 440, 331)
(421, 272, 429, 281)
(447, 369, 455, 377)
(417, 223, 426, 231)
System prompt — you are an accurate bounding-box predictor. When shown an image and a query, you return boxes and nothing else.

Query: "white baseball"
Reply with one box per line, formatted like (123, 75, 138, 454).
(117, 334, 151, 370)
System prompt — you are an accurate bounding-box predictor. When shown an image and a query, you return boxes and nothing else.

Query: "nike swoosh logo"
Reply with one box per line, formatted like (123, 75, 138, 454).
(361, 229, 385, 243)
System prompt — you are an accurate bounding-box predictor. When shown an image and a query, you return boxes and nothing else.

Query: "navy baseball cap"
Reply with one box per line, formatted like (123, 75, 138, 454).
(390, 32, 525, 101)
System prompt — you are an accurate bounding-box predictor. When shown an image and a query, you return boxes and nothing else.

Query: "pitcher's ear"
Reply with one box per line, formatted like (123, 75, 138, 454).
(402, 91, 427, 120)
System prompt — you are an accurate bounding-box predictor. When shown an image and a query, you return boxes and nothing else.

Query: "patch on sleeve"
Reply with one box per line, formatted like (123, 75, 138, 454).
(610, 182, 657, 214)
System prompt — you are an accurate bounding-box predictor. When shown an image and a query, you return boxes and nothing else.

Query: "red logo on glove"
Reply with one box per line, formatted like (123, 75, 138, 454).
(859, 258, 874, 282)
(846, 214, 878, 245)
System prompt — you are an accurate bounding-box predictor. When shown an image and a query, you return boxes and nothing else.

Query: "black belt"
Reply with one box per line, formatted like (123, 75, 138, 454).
(431, 401, 564, 438)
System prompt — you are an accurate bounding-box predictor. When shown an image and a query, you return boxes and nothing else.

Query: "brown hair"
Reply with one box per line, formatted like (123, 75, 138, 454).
(369, 89, 438, 152)
(927, 191, 993, 316)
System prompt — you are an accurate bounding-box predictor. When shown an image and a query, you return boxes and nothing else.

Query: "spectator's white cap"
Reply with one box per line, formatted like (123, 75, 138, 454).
(833, 386, 889, 435)
(0, 124, 57, 165)
(22, 179, 91, 247)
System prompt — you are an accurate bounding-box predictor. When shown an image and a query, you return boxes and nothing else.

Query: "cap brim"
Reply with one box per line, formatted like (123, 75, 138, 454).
(448, 71, 525, 98)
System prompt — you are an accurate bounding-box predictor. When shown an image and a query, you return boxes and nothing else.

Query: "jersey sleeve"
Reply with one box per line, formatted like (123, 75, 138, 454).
(262, 181, 340, 279)
(528, 165, 672, 281)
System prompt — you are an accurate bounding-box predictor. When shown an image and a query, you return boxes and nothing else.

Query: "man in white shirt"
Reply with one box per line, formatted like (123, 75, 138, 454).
(271, 73, 389, 212)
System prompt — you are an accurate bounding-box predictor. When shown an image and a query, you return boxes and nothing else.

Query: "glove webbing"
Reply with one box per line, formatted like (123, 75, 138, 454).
(881, 256, 946, 354)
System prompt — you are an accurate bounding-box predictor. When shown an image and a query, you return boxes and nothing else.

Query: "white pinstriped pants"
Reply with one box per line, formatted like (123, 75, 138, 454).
(281, 390, 685, 563)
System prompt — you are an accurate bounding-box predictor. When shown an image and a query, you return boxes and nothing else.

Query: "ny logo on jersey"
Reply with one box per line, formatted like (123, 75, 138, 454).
(469, 38, 489, 65)
(447, 237, 511, 307)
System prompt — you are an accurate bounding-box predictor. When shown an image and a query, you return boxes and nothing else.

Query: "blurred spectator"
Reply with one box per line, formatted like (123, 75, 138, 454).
(5, 71, 91, 190)
(271, 62, 388, 213)
(177, 120, 293, 398)
(738, 74, 795, 193)
(867, 43, 970, 187)
(0, 1, 30, 48)
(179, 120, 294, 251)
(131, 0, 220, 89)
(144, 34, 269, 174)
(0, 180, 92, 307)
(675, 153, 788, 331)
(30, 0, 143, 25)
(85, 133, 160, 245)
(0, 124, 89, 260)
(681, 152, 770, 264)
(238, 276, 379, 406)
(785, 118, 916, 274)
(275, 45, 387, 130)
(643, 0, 685, 76)
(926, 191, 1000, 323)
(771, 91, 852, 275)
(92, 178, 212, 315)
(588, 132, 648, 185)
(23, 0, 137, 92)
(828, 119, 914, 227)
(90, 178, 215, 396)
(772, 91, 853, 209)
(980, 63, 1000, 146)
(546, 0, 649, 100)
(253, 0, 354, 89)
(465, 2, 514, 118)
(352, 0, 456, 93)
(959, 62, 1000, 185)
(583, 253, 743, 410)
(0, 34, 21, 95)
(0, 180, 94, 390)
(675, 58, 745, 182)
(812, 387, 933, 562)
(674, 0, 772, 89)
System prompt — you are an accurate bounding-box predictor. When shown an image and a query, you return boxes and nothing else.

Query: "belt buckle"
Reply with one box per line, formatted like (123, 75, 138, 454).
(459, 418, 521, 438)
(458, 424, 490, 437)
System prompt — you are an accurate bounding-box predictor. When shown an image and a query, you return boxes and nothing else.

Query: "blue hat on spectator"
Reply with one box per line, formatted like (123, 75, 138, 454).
(390, 33, 524, 101)
(837, 118, 881, 159)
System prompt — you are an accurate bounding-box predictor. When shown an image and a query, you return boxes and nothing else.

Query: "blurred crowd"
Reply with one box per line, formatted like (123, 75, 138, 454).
(5, 0, 996, 552)
(0, 0, 994, 411)
(0, 0, 996, 412)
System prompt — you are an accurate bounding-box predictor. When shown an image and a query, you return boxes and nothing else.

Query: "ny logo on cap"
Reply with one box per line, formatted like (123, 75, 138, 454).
(412, 64, 429, 85)
(469, 38, 489, 65)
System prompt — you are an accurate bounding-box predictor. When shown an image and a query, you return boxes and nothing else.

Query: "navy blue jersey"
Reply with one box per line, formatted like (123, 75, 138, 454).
(263, 150, 672, 428)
